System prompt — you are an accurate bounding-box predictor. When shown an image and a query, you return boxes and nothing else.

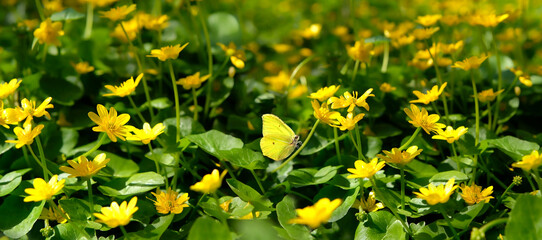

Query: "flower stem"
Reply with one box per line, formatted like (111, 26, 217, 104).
(192, 87, 199, 121)
(35, 136, 49, 181)
(26, 145, 53, 178)
(451, 142, 458, 158)
(369, 177, 412, 236)
(354, 124, 366, 161)
(493, 181, 516, 211)
(168, 61, 181, 143)
(83, 3, 94, 39)
(271, 119, 320, 173)
(491, 30, 504, 132)
(120, 225, 129, 238)
(87, 178, 94, 221)
(127, 95, 146, 123)
(532, 169, 542, 191)
(381, 41, 389, 73)
(35, 0, 45, 21)
(82, 133, 107, 157)
(250, 169, 265, 194)
(352, 60, 360, 82)
(197, 1, 214, 119)
(399, 127, 421, 151)
(438, 205, 460, 240)
(470, 71, 480, 146)
(426, 39, 450, 124)
(333, 128, 342, 165)
(400, 166, 406, 211)
(478, 218, 508, 234)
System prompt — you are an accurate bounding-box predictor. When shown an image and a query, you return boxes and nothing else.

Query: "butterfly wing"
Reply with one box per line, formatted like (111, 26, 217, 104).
(260, 114, 298, 161)
(260, 136, 296, 161)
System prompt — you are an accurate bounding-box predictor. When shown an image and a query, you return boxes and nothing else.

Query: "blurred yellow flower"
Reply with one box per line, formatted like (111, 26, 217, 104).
(460, 184, 494, 205)
(144, 15, 169, 31)
(377, 146, 422, 165)
(452, 55, 488, 71)
(99, 4, 136, 22)
(478, 89, 504, 103)
(288, 84, 307, 99)
(404, 104, 445, 134)
(176, 72, 210, 90)
(392, 35, 415, 48)
(0, 78, 22, 99)
(308, 85, 340, 102)
(126, 122, 165, 144)
(111, 18, 139, 42)
(410, 82, 447, 105)
(71, 62, 95, 74)
(190, 169, 227, 194)
(147, 43, 189, 61)
(300, 23, 322, 39)
(39, 206, 68, 224)
(379, 82, 396, 93)
(347, 158, 385, 179)
(414, 178, 458, 205)
(347, 40, 374, 62)
(432, 126, 468, 143)
(519, 75, 532, 87)
(33, 18, 64, 46)
(289, 198, 342, 229)
(335, 112, 365, 131)
(103, 73, 143, 97)
(468, 13, 508, 28)
(6, 124, 44, 149)
(512, 150, 542, 171)
(353, 191, 384, 213)
(88, 104, 131, 142)
(81, 0, 119, 7)
(59, 153, 110, 178)
(151, 189, 189, 215)
(416, 14, 441, 27)
(94, 197, 138, 228)
(440, 40, 464, 54)
(24, 175, 65, 202)
(330, 89, 374, 112)
(311, 100, 340, 126)
(218, 42, 246, 69)
(263, 71, 290, 92)
(412, 27, 439, 40)
(440, 15, 461, 26)
(43, 0, 64, 14)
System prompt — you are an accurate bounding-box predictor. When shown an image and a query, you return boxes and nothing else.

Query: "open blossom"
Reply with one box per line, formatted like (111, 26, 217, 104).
(176, 72, 210, 90)
(217, 42, 246, 69)
(20, 97, 54, 125)
(432, 126, 468, 143)
(59, 153, 110, 178)
(5, 124, 44, 149)
(71, 62, 95, 74)
(416, 14, 442, 27)
(347, 40, 374, 62)
(512, 150, 542, 171)
(126, 122, 165, 144)
(88, 104, 131, 142)
(24, 175, 65, 202)
(99, 4, 136, 22)
(33, 18, 64, 46)
(308, 85, 340, 102)
(311, 100, 340, 126)
(478, 89, 504, 103)
(190, 169, 227, 194)
(410, 83, 447, 105)
(460, 184, 494, 205)
(335, 112, 365, 131)
(353, 191, 384, 213)
(103, 73, 143, 97)
(452, 55, 488, 71)
(412, 27, 439, 40)
(147, 43, 189, 61)
(414, 178, 458, 205)
(347, 158, 385, 179)
(111, 18, 139, 42)
(380, 82, 396, 93)
(330, 89, 374, 112)
(289, 198, 342, 229)
(94, 197, 138, 228)
(404, 104, 445, 134)
(468, 13, 508, 28)
(151, 189, 189, 214)
(0, 79, 22, 99)
(377, 146, 422, 165)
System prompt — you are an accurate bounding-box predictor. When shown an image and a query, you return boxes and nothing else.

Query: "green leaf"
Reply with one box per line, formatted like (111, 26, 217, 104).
(98, 172, 163, 198)
(187, 216, 231, 240)
(219, 147, 268, 170)
(128, 214, 175, 240)
(146, 148, 177, 167)
(405, 160, 438, 179)
(286, 166, 340, 187)
(354, 211, 406, 240)
(126, 172, 165, 186)
(371, 123, 402, 139)
(486, 136, 540, 160)
(50, 7, 85, 21)
(208, 13, 241, 46)
(429, 170, 469, 183)
(0, 195, 45, 238)
(97, 151, 139, 178)
(411, 221, 449, 240)
(276, 196, 314, 240)
(300, 133, 340, 155)
(236, 220, 282, 240)
(59, 128, 79, 156)
(226, 179, 273, 211)
(505, 194, 542, 240)
(329, 187, 360, 222)
(52, 222, 94, 240)
(41, 75, 84, 106)
(59, 198, 91, 222)
(140, 97, 173, 110)
(365, 136, 382, 158)
(0, 168, 31, 197)
(210, 77, 234, 108)
(449, 203, 486, 229)
(186, 130, 244, 159)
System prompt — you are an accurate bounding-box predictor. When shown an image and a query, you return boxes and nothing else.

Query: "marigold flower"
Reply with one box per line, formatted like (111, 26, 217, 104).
(460, 184, 494, 205)
(478, 89, 503, 103)
(311, 100, 340, 126)
(347, 158, 385, 179)
(432, 126, 468, 143)
(151, 189, 189, 214)
(308, 85, 340, 102)
(353, 191, 384, 213)
(6, 124, 44, 149)
(379, 82, 396, 93)
(452, 55, 488, 71)
(414, 178, 458, 205)
(59, 153, 110, 178)
(410, 82, 447, 105)
(99, 4, 136, 22)
(416, 14, 442, 27)
(330, 89, 374, 112)
(147, 43, 189, 61)
(176, 72, 210, 90)
(335, 112, 365, 131)
(412, 27, 439, 40)
(20, 97, 54, 125)
(289, 198, 342, 229)
(190, 169, 227, 194)
(39, 206, 68, 223)
(519, 75, 532, 87)
(404, 104, 445, 134)
(512, 150, 542, 171)
(347, 40, 374, 62)
(220, 199, 261, 219)
(33, 18, 64, 46)
(88, 104, 131, 142)
(24, 175, 65, 202)
(377, 146, 422, 165)
(126, 122, 165, 144)
(94, 197, 138, 228)
(103, 73, 143, 97)
(263, 71, 291, 92)
(468, 13, 509, 28)
(71, 61, 95, 74)
(0, 79, 22, 99)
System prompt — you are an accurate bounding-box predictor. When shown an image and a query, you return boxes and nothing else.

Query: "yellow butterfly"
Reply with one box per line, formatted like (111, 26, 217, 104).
(260, 114, 300, 161)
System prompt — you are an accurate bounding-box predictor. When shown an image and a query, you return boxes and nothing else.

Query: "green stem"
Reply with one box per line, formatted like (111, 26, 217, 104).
(272, 119, 320, 173)
(400, 166, 406, 211)
(192, 87, 199, 121)
(82, 133, 107, 157)
(127, 95, 146, 123)
(381, 41, 389, 73)
(438, 205, 460, 240)
(87, 178, 95, 221)
(451, 142, 458, 158)
(478, 218, 508, 234)
(26, 145, 53, 177)
(354, 124, 366, 161)
(83, 3, 94, 39)
(35, 0, 45, 21)
(487, 102, 492, 130)
(198, 1, 213, 119)
(35, 136, 49, 181)
(168, 61, 181, 143)
(250, 169, 265, 194)
(204, 57, 230, 118)
(370, 177, 412, 236)
(333, 128, 342, 165)
(352, 60, 360, 82)
(399, 127, 421, 150)
(532, 170, 542, 191)
(493, 182, 515, 211)
(470, 71, 480, 146)
(491, 30, 504, 131)
(120, 225, 129, 238)
(285, 56, 315, 97)
(426, 39, 450, 124)
(349, 131, 361, 155)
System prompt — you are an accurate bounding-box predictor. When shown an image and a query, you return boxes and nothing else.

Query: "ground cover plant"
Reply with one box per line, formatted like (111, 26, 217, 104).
(0, 0, 542, 239)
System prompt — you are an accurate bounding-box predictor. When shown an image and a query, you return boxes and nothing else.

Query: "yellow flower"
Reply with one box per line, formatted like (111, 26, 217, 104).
(126, 122, 165, 144)
(468, 13, 509, 28)
(416, 14, 442, 27)
(217, 42, 246, 69)
(0, 78, 22, 99)
(81, 0, 119, 7)
(147, 43, 189, 61)
(59, 153, 110, 178)
(412, 27, 439, 40)
(110, 18, 139, 42)
(20, 97, 54, 125)
(103, 73, 143, 97)
(300, 23, 322, 39)
(219, 199, 261, 219)
(39, 206, 68, 224)
(6, 124, 44, 149)
(94, 197, 138, 228)
(335, 112, 365, 131)
(380, 82, 396, 93)
(88, 104, 131, 142)
(440, 40, 464, 54)
(404, 104, 445, 134)
(272, 43, 293, 53)
(353, 191, 384, 213)
(33, 18, 64, 46)
(308, 85, 340, 102)
(288, 84, 308, 99)
(347, 40, 374, 62)
(311, 100, 340, 126)
(440, 15, 461, 26)
(176, 72, 211, 90)
(414, 178, 458, 205)
(432, 126, 468, 143)
(99, 4, 136, 22)
(144, 15, 169, 31)
(519, 75, 532, 87)
(347, 158, 385, 179)
(190, 169, 227, 194)
(43, 0, 64, 14)
(392, 35, 415, 48)
(263, 71, 291, 93)
(510, 67, 524, 77)
(24, 175, 65, 202)
(330, 89, 374, 112)
(377, 146, 422, 165)
(460, 184, 494, 205)
(71, 61, 95, 74)
(2, 107, 26, 126)
(512, 150, 542, 171)
(151, 189, 189, 215)
(478, 89, 504, 103)
(289, 198, 342, 229)
(410, 82, 447, 105)
(452, 55, 488, 71)
(409, 58, 433, 71)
